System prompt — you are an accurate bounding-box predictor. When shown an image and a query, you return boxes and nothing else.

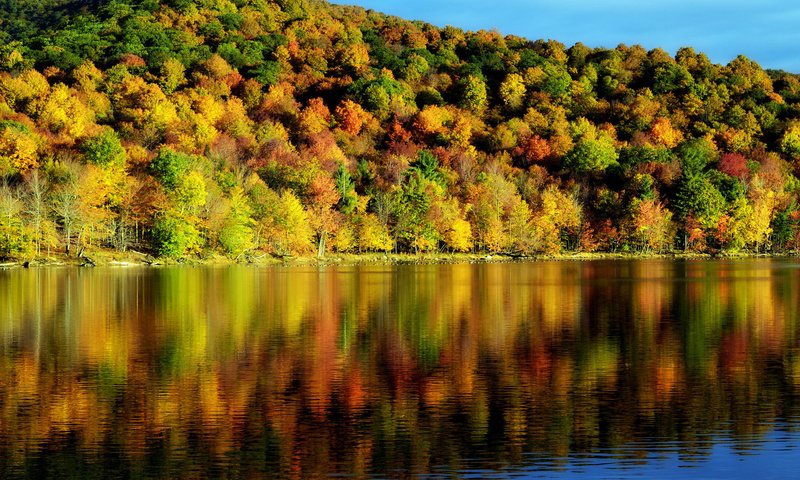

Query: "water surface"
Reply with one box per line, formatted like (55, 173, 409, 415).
(2, 259, 800, 478)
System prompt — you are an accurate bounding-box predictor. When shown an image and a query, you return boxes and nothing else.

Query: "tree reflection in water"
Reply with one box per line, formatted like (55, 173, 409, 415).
(1, 259, 800, 478)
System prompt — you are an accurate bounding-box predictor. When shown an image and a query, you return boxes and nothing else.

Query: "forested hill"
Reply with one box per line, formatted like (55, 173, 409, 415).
(1, 0, 800, 260)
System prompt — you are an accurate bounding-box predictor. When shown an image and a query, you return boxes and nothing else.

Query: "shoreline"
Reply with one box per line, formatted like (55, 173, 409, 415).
(1, 249, 797, 269)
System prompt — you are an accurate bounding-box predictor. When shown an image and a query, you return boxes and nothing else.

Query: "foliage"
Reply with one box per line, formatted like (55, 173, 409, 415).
(563, 137, 618, 174)
(218, 187, 255, 258)
(82, 128, 126, 168)
(151, 211, 202, 258)
(0, 0, 797, 257)
(150, 147, 191, 190)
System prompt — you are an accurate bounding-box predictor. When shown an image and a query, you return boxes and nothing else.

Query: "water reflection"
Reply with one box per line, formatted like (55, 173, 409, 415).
(1, 259, 800, 478)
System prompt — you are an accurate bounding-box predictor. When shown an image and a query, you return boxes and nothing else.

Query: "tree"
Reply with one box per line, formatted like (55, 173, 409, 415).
(445, 217, 473, 252)
(514, 135, 552, 167)
(401, 52, 430, 82)
(499, 73, 526, 111)
(678, 138, 716, 177)
(674, 174, 726, 229)
(334, 164, 357, 215)
(393, 171, 441, 252)
(218, 187, 255, 259)
(650, 117, 683, 148)
(540, 62, 572, 97)
(173, 171, 207, 215)
(81, 128, 126, 168)
(717, 153, 749, 180)
(74, 164, 116, 249)
(151, 211, 203, 258)
(34, 83, 95, 139)
(457, 75, 487, 113)
(0, 186, 33, 259)
(306, 172, 341, 258)
(275, 191, 314, 255)
(337, 43, 370, 76)
(335, 100, 370, 136)
(22, 170, 54, 257)
(53, 182, 81, 255)
(771, 204, 799, 252)
(158, 58, 187, 94)
(356, 213, 393, 252)
(742, 182, 776, 252)
(531, 185, 582, 253)
(629, 198, 674, 252)
(150, 147, 191, 190)
(506, 197, 534, 254)
(350, 75, 413, 118)
(0, 121, 39, 174)
(563, 136, 618, 174)
(0, 69, 49, 111)
(780, 123, 800, 159)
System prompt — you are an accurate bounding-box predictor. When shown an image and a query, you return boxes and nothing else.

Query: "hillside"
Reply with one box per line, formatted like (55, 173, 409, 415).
(1, 0, 800, 260)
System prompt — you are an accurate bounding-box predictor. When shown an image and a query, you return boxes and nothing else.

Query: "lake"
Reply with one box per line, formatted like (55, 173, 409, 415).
(2, 259, 800, 478)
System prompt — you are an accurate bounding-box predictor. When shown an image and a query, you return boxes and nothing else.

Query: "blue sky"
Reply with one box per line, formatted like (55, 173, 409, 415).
(329, 0, 800, 72)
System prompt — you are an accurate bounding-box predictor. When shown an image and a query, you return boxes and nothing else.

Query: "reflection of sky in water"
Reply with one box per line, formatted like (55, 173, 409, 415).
(330, 0, 800, 72)
(450, 426, 800, 479)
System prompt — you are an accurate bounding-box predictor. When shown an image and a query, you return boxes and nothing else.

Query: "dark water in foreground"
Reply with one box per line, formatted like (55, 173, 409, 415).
(2, 259, 800, 479)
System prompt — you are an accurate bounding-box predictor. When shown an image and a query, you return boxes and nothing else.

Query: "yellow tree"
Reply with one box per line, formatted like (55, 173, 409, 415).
(72, 60, 112, 121)
(499, 73, 526, 111)
(158, 58, 187, 94)
(445, 217, 473, 253)
(0, 122, 39, 174)
(466, 173, 520, 252)
(277, 191, 314, 255)
(298, 98, 331, 136)
(75, 164, 115, 249)
(530, 185, 582, 253)
(356, 213, 393, 252)
(506, 196, 534, 254)
(0, 69, 49, 111)
(111, 76, 178, 137)
(743, 180, 776, 252)
(33, 83, 96, 140)
(0, 185, 34, 259)
(649, 117, 683, 148)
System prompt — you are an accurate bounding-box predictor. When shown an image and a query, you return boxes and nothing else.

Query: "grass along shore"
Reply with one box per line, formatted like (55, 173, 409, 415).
(1, 247, 795, 269)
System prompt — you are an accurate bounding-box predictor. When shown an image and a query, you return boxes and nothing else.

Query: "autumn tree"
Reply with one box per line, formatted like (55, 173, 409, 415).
(52, 180, 82, 256)
(151, 211, 203, 258)
(218, 187, 255, 258)
(563, 136, 618, 174)
(0, 121, 39, 174)
(0, 186, 33, 259)
(628, 198, 674, 253)
(499, 73, 526, 111)
(82, 128, 126, 168)
(21, 170, 56, 256)
(457, 75, 487, 113)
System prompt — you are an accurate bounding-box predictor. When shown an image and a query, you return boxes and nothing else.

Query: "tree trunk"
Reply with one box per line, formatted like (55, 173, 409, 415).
(317, 232, 326, 259)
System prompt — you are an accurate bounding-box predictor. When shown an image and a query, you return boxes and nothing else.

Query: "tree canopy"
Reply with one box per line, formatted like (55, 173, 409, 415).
(1, 0, 800, 260)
